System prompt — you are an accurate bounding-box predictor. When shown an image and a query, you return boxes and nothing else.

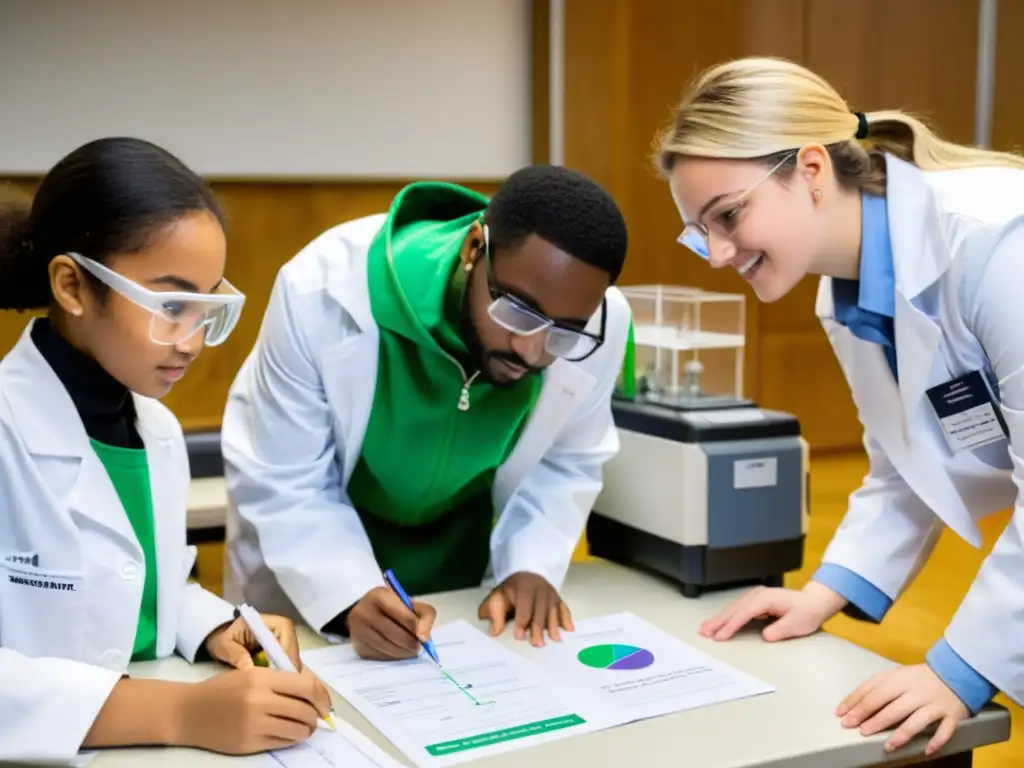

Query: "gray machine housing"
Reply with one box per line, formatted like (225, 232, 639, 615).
(588, 398, 809, 598)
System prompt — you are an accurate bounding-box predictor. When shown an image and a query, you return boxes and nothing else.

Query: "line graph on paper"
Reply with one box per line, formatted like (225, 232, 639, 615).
(438, 664, 496, 707)
(269, 741, 342, 768)
(300, 620, 599, 766)
(264, 727, 401, 768)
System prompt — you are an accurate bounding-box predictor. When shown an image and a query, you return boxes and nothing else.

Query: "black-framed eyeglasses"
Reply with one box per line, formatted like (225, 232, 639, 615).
(481, 225, 606, 362)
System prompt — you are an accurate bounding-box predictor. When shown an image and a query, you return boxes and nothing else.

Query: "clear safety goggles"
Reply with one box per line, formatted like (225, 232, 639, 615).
(677, 153, 794, 259)
(69, 252, 245, 347)
(482, 225, 605, 362)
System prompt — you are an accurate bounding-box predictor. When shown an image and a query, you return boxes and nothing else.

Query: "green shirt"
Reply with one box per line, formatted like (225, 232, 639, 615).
(346, 182, 543, 596)
(90, 439, 159, 661)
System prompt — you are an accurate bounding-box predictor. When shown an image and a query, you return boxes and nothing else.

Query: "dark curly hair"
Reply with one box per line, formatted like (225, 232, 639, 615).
(484, 164, 628, 282)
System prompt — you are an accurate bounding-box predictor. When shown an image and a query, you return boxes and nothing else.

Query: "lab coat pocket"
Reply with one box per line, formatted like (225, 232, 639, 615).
(0, 559, 84, 659)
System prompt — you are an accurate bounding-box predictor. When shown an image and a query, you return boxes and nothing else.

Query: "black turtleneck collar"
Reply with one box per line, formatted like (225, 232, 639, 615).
(31, 318, 142, 449)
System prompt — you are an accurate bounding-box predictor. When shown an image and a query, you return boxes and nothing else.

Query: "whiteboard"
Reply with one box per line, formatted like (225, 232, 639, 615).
(0, 0, 532, 179)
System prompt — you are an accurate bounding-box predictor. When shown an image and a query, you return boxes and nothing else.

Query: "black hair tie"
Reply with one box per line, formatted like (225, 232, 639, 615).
(854, 111, 869, 140)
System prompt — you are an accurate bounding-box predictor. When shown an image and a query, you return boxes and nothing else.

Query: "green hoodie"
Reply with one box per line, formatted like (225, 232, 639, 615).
(346, 182, 544, 596)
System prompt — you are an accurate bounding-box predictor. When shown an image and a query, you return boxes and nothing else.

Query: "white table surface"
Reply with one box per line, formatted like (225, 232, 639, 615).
(90, 561, 1009, 768)
(186, 477, 227, 531)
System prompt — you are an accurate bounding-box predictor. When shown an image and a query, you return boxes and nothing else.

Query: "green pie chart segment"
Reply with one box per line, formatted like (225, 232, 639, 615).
(577, 643, 655, 670)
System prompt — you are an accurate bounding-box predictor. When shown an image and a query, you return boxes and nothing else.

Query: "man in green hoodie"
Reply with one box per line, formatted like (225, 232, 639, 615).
(223, 165, 631, 660)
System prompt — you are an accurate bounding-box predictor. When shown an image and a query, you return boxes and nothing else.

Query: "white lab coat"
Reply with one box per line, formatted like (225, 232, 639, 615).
(0, 322, 236, 764)
(221, 214, 631, 630)
(816, 154, 1024, 706)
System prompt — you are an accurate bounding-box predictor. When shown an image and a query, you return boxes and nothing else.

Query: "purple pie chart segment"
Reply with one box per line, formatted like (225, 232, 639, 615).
(577, 643, 655, 671)
(608, 648, 655, 670)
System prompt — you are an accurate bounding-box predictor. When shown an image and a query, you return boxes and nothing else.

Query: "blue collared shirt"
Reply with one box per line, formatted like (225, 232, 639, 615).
(830, 193, 898, 380)
(812, 193, 997, 714)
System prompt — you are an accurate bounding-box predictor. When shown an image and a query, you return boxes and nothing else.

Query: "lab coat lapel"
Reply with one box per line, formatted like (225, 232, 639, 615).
(6, 324, 139, 550)
(324, 242, 379, 486)
(64, 460, 140, 556)
(845, 327, 904, 439)
(882, 158, 980, 545)
(823, 310, 982, 546)
(887, 156, 948, 439)
(6, 322, 90, 460)
(493, 359, 596, 507)
(321, 332, 378, 486)
(817, 280, 904, 442)
(893, 292, 942, 437)
(135, 397, 183, 657)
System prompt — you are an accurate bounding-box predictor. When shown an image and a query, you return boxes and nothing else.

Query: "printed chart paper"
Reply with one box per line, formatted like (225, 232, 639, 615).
(526, 611, 774, 723)
(256, 719, 404, 768)
(301, 620, 607, 767)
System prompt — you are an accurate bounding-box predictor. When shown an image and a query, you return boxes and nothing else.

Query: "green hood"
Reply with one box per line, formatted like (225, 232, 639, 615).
(349, 180, 545, 595)
(367, 181, 489, 355)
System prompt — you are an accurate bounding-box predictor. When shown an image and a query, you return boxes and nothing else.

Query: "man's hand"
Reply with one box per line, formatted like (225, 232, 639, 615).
(205, 613, 301, 670)
(347, 586, 437, 661)
(478, 572, 572, 647)
(837, 664, 969, 756)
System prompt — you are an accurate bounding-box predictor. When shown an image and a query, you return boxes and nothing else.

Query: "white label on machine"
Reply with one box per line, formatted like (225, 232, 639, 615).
(693, 408, 766, 424)
(733, 457, 777, 489)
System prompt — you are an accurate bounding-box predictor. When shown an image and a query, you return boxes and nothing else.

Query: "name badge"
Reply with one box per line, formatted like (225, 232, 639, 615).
(5, 573, 77, 591)
(926, 370, 1008, 453)
(3, 552, 40, 568)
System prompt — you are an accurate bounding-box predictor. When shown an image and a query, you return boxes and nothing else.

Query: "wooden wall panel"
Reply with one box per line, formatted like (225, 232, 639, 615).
(620, 0, 806, 402)
(756, 0, 980, 336)
(566, 0, 805, 289)
(562, 0, 806, 423)
(562, 0, 632, 204)
(0, 311, 40, 362)
(760, 0, 979, 335)
(758, 0, 980, 449)
(561, 0, 984, 452)
(0, 179, 44, 356)
(760, 331, 863, 451)
(992, 0, 1024, 155)
(804, 0, 978, 146)
(0, 180, 500, 431)
(531, 0, 552, 165)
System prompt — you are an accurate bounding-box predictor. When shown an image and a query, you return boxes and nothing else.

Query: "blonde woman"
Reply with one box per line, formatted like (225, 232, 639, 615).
(656, 56, 1024, 757)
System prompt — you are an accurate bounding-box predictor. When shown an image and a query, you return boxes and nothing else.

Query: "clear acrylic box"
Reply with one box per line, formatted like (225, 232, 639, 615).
(618, 285, 746, 407)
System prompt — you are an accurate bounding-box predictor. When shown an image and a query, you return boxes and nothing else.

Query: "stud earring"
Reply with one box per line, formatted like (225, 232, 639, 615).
(464, 261, 474, 273)
(813, 189, 822, 201)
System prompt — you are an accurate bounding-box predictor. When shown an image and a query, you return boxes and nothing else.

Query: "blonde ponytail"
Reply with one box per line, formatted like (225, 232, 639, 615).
(655, 57, 1024, 193)
(856, 109, 1024, 171)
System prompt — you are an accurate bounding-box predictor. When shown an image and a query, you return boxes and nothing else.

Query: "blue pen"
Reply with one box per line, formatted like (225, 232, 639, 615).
(383, 569, 441, 666)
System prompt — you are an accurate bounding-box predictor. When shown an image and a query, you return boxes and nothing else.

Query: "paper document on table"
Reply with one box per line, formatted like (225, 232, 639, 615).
(526, 611, 774, 723)
(255, 719, 404, 768)
(18, 753, 96, 766)
(301, 620, 607, 767)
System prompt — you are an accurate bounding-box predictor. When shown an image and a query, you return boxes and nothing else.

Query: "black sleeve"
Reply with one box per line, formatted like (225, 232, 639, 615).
(321, 604, 356, 638)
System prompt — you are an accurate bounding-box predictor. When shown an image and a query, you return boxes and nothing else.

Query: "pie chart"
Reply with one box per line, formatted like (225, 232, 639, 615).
(577, 643, 655, 671)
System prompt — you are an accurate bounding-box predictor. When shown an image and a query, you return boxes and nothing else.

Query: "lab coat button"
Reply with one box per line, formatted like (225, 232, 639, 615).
(120, 561, 140, 580)
(99, 649, 125, 669)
